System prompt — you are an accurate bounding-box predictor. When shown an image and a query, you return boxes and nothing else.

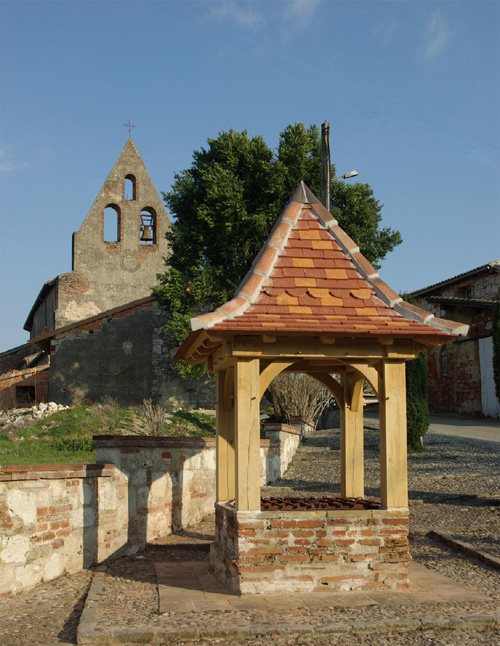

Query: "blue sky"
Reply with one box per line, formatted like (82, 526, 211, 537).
(1, 0, 499, 352)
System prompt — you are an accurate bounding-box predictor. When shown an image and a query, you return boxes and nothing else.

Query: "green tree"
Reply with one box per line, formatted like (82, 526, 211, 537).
(155, 124, 402, 376)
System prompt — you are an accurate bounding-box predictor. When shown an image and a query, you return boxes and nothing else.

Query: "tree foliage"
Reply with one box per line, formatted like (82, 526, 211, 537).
(402, 295, 430, 450)
(406, 350, 430, 451)
(155, 124, 402, 375)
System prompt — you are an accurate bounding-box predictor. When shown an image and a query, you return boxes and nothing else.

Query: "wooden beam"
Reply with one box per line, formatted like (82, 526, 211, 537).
(235, 358, 261, 511)
(341, 373, 364, 498)
(305, 372, 344, 408)
(216, 370, 235, 502)
(345, 361, 382, 402)
(379, 361, 408, 509)
(259, 360, 297, 400)
(223, 366, 234, 412)
(348, 376, 364, 413)
(277, 360, 346, 374)
(232, 336, 421, 361)
(212, 341, 234, 372)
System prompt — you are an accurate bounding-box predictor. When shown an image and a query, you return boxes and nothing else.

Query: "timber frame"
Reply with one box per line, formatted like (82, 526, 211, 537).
(208, 333, 418, 511)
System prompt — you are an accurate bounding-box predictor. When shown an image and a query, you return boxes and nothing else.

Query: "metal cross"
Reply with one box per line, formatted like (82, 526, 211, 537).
(123, 119, 136, 137)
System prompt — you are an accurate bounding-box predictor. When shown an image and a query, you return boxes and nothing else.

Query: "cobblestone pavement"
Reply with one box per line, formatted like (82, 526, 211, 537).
(0, 424, 499, 646)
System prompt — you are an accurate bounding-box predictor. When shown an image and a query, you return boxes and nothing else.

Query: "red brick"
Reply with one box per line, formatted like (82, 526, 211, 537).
(292, 529, 314, 537)
(279, 554, 310, 563)
(296, 520, 323, 528)
(246, 546, 284, 556)
(360, 539, 381, 546)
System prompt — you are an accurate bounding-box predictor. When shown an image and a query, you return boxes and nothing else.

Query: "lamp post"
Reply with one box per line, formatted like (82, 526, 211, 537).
(321, 121, 358, 209)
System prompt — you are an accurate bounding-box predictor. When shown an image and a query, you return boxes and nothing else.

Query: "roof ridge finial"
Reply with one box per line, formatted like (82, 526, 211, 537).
(290, 181, 321, 205)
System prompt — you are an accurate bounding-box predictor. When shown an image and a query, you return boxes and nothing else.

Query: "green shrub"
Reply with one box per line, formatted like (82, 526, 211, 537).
(406, 350, 429, 451)
(54, 436, 94, 452)
(402, 294, 430, 450)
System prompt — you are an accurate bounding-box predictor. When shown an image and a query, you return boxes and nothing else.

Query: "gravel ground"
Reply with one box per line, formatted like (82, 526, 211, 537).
(0, 424, 499, 646)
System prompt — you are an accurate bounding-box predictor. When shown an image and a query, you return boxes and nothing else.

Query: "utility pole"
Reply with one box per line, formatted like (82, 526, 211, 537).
(320, 121, 331, 209)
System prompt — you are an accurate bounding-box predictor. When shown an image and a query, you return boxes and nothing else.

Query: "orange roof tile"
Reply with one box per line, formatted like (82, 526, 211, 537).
(188, 183, 469, 340)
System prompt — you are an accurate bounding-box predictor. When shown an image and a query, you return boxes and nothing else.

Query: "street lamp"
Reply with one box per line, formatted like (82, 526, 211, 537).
(338, 170, 358, 180)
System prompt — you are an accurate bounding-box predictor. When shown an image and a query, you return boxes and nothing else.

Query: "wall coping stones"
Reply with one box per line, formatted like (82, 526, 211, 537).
(92, 435, 216, 449)
(263, 423, 301, 436)
(217, 500, 409, 519)
(0, 463, 114, 481)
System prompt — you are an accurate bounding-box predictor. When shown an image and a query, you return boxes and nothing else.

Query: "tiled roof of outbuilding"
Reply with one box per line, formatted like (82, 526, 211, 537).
(188, 183, 468, 340)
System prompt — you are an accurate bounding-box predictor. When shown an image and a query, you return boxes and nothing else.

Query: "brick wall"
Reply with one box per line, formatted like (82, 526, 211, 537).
(210, 503, 410, 595)
(414, 268, 500, 416)
(0, 464, 113, 599)
(0, 366, 50, 409)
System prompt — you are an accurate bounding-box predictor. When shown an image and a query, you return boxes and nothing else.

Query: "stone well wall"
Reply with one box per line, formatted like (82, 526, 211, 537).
(210, 502, 410, 595)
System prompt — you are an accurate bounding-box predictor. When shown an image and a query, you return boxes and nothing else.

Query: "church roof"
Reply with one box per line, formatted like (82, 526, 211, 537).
(180, 183, 467, 356)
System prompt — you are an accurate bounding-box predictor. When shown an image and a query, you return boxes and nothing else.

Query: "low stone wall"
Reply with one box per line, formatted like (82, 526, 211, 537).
(0, 464, 113, 599)
(210, 502, 410, 595)
(93, 435, 217, 545)
(260, 424, 301, 484)
(0, 428, 301, 598)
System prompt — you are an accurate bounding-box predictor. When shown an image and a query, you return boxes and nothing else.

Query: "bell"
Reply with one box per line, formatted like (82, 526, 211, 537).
(140, 225, 153, 242)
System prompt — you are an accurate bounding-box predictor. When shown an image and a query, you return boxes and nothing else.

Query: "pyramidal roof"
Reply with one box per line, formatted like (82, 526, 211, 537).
(187, 182, 468, 342)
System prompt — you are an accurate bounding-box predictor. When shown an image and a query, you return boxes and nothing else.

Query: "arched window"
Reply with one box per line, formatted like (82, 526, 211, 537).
(124, 174, 136, 200)
(140, 207, 156, 245)
(104, 204, 120, 242)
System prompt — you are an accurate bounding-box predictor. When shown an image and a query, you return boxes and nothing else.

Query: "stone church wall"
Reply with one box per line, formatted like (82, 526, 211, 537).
(48, 298, 214, 410)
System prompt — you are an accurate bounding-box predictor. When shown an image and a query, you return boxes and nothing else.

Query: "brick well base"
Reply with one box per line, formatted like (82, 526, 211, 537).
(210, 502, 410, 595)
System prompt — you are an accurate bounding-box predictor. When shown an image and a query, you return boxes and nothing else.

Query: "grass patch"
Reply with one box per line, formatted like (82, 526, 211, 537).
(165, 409, 216, 437)
(0, 406, 216, 466)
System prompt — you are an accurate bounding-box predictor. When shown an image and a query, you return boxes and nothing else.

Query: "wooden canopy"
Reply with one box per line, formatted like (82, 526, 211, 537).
(176, 183, 468, 511)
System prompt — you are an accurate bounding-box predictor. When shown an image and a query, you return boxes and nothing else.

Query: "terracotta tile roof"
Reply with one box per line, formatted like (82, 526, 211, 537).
(189, 183, 468, 340)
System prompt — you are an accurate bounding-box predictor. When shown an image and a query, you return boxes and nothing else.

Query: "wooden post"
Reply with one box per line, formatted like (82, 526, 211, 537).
(379, 361, 408, 508)
(216, 369, 235, 502)
(235, 358, 261, 511)
(341, 373, 364, 498)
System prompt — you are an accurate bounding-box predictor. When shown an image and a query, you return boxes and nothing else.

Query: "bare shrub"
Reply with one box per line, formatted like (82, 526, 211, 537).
(268, 373, 332, 428)
(98, 396, 120, 409)
(142, 399, 167, 436)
